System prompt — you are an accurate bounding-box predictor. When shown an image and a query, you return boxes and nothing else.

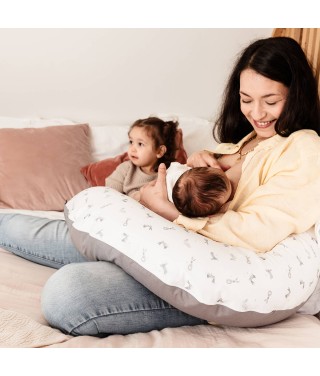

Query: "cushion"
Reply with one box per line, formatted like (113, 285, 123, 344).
(88, 116, 212, 161)
(0, 124, 92, 211)
(81, 129, 188, 187)
(65, 187, 320, 327)
(155, 115, 218, 155)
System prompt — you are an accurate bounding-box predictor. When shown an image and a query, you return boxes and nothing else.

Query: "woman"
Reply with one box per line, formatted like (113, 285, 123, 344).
(1, 36, 320, 336)
(140, 37, 320, 252)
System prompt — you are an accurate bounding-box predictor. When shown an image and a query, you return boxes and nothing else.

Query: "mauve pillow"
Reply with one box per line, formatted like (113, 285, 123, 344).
(0, 124, 92, 211)
(81, 128, 188, 187)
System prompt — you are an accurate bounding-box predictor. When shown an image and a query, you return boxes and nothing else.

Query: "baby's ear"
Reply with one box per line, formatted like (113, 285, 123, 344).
(157, 145, 167, 158)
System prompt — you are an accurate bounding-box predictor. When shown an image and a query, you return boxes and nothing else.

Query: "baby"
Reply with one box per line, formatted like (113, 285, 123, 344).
(166, 161, 242, 217)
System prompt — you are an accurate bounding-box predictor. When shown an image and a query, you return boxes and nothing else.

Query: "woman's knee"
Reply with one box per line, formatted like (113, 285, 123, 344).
(41, 261, 121, 335)
(41, 263, 88, 334)
(41, 261, 206, 337)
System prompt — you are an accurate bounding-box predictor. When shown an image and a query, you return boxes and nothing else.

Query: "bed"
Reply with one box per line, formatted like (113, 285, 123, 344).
(1, 114, 320, 349)
(1, 27, 320, 349)
(2, 245, 320, 348)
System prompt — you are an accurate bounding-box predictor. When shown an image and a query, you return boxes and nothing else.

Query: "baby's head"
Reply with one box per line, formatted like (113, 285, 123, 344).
(172, 167, 232, 217)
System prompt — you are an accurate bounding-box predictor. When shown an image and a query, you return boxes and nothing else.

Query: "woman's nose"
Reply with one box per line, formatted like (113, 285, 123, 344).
(251, 103, 266, 120)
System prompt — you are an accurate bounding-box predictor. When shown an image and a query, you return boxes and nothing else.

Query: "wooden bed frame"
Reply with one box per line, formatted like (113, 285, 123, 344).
(273, 28, 320, 94)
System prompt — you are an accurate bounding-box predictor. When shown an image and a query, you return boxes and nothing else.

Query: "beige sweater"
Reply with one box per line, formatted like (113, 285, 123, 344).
(105, 160, 156, 198)
(175, 130, 320, 253)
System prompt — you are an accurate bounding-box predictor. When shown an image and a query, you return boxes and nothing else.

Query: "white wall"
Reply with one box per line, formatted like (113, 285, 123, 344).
(0, 28, 272, 124)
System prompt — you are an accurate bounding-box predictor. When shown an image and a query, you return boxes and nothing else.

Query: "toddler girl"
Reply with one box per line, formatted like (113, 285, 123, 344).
(106, 116, 178, 201)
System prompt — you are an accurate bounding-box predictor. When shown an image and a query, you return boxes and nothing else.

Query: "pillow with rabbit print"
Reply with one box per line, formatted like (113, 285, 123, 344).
(65, 186, 320, 327)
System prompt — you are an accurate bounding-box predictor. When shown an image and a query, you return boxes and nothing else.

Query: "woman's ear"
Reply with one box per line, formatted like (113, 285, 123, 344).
(157, 145, 167, 158)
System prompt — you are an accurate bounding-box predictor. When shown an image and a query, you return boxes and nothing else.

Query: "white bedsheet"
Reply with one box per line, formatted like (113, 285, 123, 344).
(0, 208, 65, 220)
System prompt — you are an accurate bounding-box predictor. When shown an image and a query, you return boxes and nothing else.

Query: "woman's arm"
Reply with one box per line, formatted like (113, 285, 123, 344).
(139, 163, 180, 221)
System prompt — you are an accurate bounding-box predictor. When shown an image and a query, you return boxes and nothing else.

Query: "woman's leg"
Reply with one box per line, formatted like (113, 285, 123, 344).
(0, 214, 88, 269)
(42, 261, 207, 336)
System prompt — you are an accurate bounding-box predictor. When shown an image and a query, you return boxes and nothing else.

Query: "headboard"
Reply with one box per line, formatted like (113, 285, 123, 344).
(273, 28, 320, 95)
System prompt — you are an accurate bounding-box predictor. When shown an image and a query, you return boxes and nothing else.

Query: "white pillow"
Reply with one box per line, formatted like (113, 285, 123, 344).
(155, 114, 218, 155)
(86, 114, 218, 160)
(89, 125, 129, 161)
(89, 115, 218, 161)
(0, 115, 216, 161)
(65, 187, 320, 327)
(0, 116, 76, 128)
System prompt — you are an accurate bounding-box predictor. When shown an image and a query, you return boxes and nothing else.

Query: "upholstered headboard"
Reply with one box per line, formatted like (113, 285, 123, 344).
(273, 28, 320, 94)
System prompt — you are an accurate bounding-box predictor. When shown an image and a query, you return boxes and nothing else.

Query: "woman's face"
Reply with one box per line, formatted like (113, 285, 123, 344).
(239, 69, 289, 139)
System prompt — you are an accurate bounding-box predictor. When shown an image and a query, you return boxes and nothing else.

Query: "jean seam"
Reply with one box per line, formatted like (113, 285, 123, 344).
(70, 306, 177, 335)
(0, 242, 64, 267)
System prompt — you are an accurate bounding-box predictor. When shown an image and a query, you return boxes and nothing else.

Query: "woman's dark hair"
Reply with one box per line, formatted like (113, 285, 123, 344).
(214, 36, 320, 143)
(129, 116, 178, 171)
(172, 167, 229, 217)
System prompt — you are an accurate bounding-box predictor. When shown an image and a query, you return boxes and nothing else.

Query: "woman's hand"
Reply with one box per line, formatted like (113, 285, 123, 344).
(139, 163, 180, 221)
(187, 150, 221, 168)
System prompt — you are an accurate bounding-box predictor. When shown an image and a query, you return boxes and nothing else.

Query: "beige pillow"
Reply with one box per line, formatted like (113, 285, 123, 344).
(0, 124, 92, 211)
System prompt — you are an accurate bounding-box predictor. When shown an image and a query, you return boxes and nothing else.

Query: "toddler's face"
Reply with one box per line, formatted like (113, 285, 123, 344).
(128, 127, 160, 171)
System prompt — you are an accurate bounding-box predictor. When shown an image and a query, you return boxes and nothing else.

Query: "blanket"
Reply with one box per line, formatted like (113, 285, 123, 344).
(2, 247, 320, 348)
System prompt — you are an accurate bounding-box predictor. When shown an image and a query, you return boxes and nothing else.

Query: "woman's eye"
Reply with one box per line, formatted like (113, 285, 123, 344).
(241, 99, 251, 104)
(266, 102, 276, 105)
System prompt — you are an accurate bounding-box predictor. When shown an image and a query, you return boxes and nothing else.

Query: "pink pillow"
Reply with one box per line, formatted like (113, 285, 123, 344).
(0, 124, 92, 211)
(81, 128, 188, 187)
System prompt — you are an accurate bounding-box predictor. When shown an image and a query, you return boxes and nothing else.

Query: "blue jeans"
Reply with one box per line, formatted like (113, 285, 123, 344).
(0, 213, 206, 336)
(0, 213, 87, 268)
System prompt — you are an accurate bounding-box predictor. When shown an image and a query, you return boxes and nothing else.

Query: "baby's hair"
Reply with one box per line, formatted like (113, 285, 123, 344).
(129, 116, 178, 171)
(172, 167, 229, 217)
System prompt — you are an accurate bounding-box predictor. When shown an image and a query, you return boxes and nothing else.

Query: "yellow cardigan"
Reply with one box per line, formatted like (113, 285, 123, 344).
(175, 130, 320, 253)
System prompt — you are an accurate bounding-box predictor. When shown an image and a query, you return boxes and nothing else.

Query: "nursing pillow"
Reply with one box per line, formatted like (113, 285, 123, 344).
(65, 187, 320, 327)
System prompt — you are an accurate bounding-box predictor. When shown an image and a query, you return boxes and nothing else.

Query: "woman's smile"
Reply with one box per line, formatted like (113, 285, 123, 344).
(253, 119, 276, 129)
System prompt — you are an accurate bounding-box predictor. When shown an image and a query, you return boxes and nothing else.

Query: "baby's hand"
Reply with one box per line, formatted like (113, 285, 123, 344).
(187, 150, 221, 169)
